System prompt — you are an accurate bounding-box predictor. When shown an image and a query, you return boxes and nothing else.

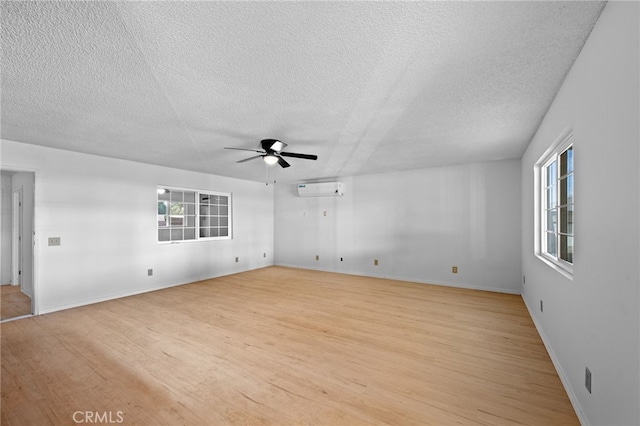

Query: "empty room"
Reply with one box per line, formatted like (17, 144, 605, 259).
(1, 1, 638, 425)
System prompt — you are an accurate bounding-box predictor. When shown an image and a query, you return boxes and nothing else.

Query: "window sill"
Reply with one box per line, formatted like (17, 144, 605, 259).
(157, 237, 231, 245)
(535, 253, 574, 281)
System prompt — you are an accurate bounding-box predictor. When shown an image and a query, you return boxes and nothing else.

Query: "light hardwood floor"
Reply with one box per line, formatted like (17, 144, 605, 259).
(1, 285, 31, 320)
(1, 267, 578, 425)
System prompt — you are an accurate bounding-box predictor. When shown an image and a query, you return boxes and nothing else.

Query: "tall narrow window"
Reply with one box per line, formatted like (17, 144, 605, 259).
(157, 187, 231, 243)
(538, 132, 574, 273)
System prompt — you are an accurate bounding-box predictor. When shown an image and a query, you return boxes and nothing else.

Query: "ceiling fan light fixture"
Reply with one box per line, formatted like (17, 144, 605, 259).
(263, 155, 279, 165)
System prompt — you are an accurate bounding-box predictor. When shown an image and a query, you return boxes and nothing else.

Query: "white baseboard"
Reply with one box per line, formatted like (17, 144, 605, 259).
(273, 263, 521, 295)
(37, 265, 271, 315)
(522, 296, 588, 426)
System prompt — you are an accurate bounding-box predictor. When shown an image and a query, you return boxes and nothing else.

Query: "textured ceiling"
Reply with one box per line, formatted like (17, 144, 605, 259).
(1, 1, 605, 183)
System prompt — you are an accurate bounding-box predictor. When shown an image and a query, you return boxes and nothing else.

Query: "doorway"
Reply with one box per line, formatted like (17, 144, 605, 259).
(1, 170, 35, 321)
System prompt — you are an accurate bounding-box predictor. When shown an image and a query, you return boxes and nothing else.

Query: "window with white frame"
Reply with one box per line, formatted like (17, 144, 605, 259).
(538, 133, 573, 272)
(157, 187, 231, 243)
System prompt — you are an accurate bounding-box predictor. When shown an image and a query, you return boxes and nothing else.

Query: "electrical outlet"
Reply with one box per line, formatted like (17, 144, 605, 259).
(340, 257, 343, 262)
(585, 367, 592, 393)
(452, 266, 458, 274)
(263, 252, 266, 258)
(540, 300, 544, 313)
(315, 255, 319, 261)
(147, 269, 153, 276)
(235, 257, 239, 263)
(523, 275, 526, 284)
(374, 259, 379, 266)
(48, 237, 61, 246)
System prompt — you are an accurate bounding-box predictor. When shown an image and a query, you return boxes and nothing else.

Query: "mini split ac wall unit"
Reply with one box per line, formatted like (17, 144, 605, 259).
(297, 182, 344, 197)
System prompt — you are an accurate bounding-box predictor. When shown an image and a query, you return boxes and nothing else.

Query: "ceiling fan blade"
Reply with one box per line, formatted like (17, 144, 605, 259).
(277, 156, 291, 168)
(280, 152, 318, 160)
(225, 147, 265, 153)
(261, 139, 288, 152)
(237, 155, 263, 163)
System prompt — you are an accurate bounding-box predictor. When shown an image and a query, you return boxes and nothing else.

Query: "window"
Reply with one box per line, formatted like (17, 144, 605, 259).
(157, 187, 231, 242)
(198, 193, 229, 238)
(537, 131, 573, 274)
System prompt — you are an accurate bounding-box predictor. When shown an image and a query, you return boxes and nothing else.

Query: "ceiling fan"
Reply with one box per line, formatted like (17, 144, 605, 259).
(224, 139, 318, 168)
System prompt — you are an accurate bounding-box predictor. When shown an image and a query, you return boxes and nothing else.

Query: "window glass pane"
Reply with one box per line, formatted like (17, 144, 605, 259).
(211, 205, 219, 215)
(184, 192, 196, 203)
(200, 216, 210, 227)
(560, 235, 574, 263)
(561, 147, 573, 174)
(171, 228, 183, 241)
(200, 228, 210, 238)
(158, 190, 170, 201)
(210, 216, 219, 227)
(546, 232, 557, 256)
(567, 204, 574, 235)
(158, 229, 170, 242)
(560, 205, 574, 235)
(170, 191, 183, 202)
(219, 217, 228, 226)
(219, 227, 229, 237)
(210, 227, 219, 237)
(559, 206, 566, 234)
(546, 209, 557, 232)
(546, 185, 557, 209)
(184, 228, 196, 240)
(186, 216, 195, 228)
(170, 202, 184, 226)
(560, 175, 574, 206)
(219, 196, 228, 205)
(158, 201, 169, 227)
(219, 205, 228, 215)
(186, 203, 195, 215)
(547, 161, 557, 186)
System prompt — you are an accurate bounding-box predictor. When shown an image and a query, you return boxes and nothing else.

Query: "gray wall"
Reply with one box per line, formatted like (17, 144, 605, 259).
(275, 159, 522, 293)
(1, 140, 274, 314)
(521, 2, 639, 425)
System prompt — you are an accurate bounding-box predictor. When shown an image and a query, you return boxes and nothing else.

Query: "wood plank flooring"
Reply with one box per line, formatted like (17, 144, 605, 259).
(1, 266, 578, 425)
(1, 285, 31, 320)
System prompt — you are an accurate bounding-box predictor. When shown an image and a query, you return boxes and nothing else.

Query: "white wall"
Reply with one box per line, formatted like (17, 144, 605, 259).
(0, 140, 274, 314)
(521, 2, 639, 425)
(275, 159, 522, 293)
(1, 175, 13, 284)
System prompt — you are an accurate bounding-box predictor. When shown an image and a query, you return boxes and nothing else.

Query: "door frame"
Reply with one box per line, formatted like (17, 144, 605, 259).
(1, 167, 37, 317)
(12, 189, 23, 287)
